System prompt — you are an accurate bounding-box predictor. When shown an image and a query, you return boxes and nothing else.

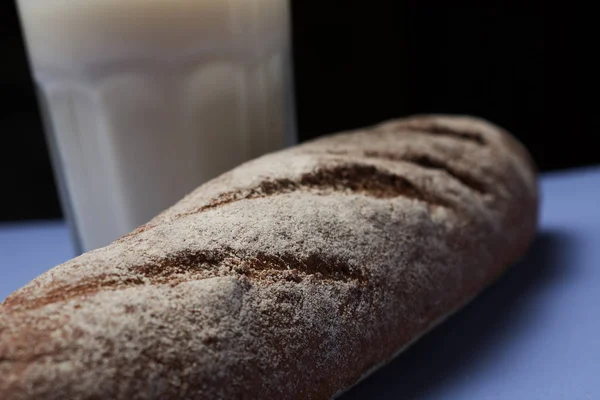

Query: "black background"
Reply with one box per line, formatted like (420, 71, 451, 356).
(0, 1, 596, 222)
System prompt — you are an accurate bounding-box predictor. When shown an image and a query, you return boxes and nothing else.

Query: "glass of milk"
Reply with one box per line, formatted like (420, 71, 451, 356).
(16, 0, 296, 253)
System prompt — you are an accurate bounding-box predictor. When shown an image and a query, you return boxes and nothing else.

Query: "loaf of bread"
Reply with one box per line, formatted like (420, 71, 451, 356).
(0, 115, 538, 399)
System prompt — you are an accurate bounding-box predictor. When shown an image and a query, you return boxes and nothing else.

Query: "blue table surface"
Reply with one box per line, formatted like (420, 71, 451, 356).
(1, 166, 599, 399)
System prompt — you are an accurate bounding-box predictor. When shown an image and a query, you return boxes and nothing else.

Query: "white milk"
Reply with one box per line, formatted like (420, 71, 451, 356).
(17, 0, 296, 252)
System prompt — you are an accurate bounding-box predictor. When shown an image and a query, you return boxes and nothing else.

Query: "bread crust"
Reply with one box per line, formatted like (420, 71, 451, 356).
(0, 115, 538, 399)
